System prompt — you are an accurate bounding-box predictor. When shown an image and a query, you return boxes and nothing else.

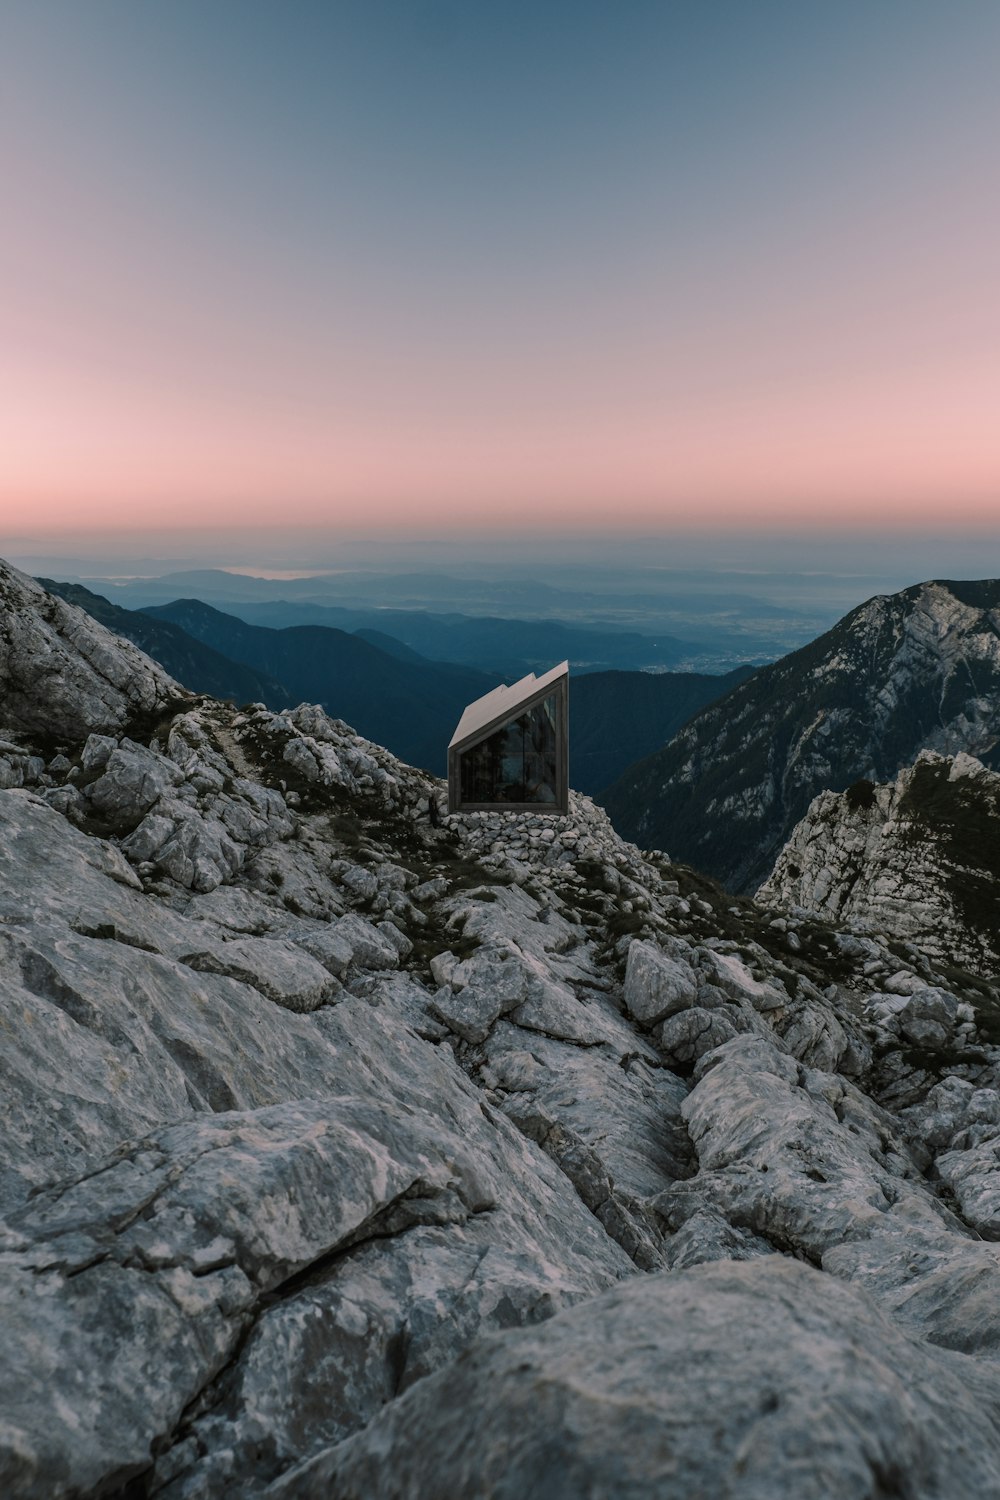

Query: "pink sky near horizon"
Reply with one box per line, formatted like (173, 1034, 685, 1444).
(4, 340, 998, 534)
(2, 4, 998, 542)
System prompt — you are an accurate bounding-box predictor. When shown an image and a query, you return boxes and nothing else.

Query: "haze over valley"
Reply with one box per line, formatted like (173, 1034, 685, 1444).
(20, 532, 1000, 675)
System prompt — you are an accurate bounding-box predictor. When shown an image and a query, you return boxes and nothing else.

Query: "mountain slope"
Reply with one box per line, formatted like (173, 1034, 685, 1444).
(40, 579, 295, 709)
(0, 562, 184, 741)
(6, 559, 1000, 1495)
(73, 569, 722, 671)
(758, 749, 1000, 977)
(604, 579, 1000, 892)
(571, 666, 753, 795)
(143, 597, 498, 774)
(216, 600, 704, 676)
(351, 626, 427, 662)
(144, 598, 744, 787)
(47, 583, 748, 793)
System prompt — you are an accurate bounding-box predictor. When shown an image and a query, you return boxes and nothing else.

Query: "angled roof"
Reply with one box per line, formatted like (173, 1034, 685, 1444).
(448, 660, 568, 750)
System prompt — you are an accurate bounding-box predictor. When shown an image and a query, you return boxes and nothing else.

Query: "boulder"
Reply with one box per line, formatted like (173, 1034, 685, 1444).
(330, 913, 401, 971)
(622, 938, 698, 1026)
(177, 937, 340, 1012)
(266, 1258, 1000, 1500)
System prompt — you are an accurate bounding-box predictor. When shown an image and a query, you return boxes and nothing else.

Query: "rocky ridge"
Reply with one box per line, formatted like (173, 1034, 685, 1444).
(4, 559, 1000, 1496)
(39, 578, 296, 710)
(0, 562, 185, 741)
(604, 578, 1000, 892)
(758, 748, 1000, 977)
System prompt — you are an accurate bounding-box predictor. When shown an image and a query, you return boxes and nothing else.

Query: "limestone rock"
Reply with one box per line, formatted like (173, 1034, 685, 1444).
(429, 983, 507, 1043)
(759, 751, 1000, 976)
(267, 1258, 1000, 1500)
(654, 1004, 745, 1067)
(622, 937, 698, 1025)
(0, 561, 184, 738)
(87, 738, 184, 823)
(7, 558, 1000, 1498)
(177, 936, 340, 1012)
(330, 912, 400, 971)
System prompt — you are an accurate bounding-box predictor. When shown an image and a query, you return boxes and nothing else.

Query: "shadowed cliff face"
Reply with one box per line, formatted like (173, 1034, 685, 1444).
(603, 578, 1000, 893)
(5, 566, 1000, 1499)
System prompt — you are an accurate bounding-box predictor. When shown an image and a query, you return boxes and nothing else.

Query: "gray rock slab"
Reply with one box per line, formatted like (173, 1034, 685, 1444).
(622, 937, 699, 1026)
(483, 1025, 692, 1199)
(330, 912, 400, 970)
(450, 943, 531, 1007)
(663, 1206, 775, 1270)
(177, 936, 338, 1012)
(284, 925, 355, 976)
(654, 1004, 746, 1066)
(656, 1034, 955, 1263)
(0, 795, 382, 1206)
(934, 1139, 1000, 1239)
(429, 983, 505, 1043)
(87, 739, 184, 822)
(266, 1258, 1000, 1500)
(0, 563, 184, 739)
(143, 998, 634, 1497)
(4, 1080, 584, 1499)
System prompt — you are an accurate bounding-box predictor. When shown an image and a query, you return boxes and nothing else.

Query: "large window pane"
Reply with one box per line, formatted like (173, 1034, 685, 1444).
(459, 691, 559, 805)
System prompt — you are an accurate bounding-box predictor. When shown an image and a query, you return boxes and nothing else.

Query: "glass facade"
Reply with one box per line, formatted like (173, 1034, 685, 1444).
(458, 691, 559, 806)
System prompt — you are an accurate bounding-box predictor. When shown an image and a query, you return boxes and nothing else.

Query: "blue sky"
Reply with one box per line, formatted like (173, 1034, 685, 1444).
(1, 1, 998, 549)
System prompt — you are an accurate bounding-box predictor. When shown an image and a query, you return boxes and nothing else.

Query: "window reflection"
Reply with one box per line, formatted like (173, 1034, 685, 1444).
(459, 691, 559, 805)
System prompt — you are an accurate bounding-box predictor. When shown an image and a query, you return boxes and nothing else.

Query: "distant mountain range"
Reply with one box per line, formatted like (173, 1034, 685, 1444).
(39, 581, 295, 709)
(603, 579, 1000, 892)
(145, 599, 748, 790)
(40, 583, 745, 791)
(171, 599, 703, 678)
(141, 599, 498, 774)
(66, 566, 812, 669)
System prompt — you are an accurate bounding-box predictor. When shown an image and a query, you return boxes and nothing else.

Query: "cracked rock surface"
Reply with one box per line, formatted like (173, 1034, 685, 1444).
(5, 568, 1000, 1497)
(268, 1257, 1000, 1500)
(759, 749, 1000, 977)
(0, 560, 184, 740)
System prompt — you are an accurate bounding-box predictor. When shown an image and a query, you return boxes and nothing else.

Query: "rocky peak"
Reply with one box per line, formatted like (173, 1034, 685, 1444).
(0, 558, 186, 741)
(758, 748, 1000, 976)
(604, 576, 1000, 892)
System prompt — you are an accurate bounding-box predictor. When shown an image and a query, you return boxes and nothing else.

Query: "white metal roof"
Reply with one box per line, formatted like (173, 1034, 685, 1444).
(448, 660, 568, 749)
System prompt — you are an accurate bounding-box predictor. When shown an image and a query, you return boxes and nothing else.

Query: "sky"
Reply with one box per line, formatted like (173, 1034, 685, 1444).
(1, 0, 999, 558)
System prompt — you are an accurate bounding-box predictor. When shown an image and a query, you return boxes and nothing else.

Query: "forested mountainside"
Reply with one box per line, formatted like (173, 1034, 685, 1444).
(572, 665, 752, 795)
